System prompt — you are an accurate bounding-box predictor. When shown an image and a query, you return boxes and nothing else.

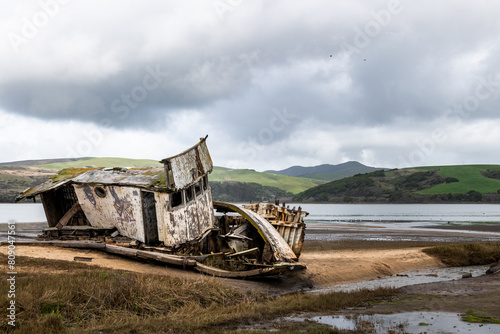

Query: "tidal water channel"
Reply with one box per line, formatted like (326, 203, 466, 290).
(286, 311, 499, 333)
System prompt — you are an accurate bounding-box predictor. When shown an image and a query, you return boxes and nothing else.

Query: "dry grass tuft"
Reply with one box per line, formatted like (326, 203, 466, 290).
(423, 242, 500, 266)
(0, 253, 397, 333)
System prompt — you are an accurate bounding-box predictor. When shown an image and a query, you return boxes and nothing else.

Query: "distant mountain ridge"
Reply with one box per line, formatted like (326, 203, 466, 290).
(0, 158, 85, 166)
(265, 161, 386, 181)
(0, 157, 319, 203)
(293, 165, 500, 203)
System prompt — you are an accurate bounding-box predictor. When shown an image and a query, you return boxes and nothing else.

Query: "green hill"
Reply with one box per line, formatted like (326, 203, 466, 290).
(0, 158, 84, 167)
(38, 157, 162, 169)
(0, 157, 322, 203)
(210, 181, 292, 202)
(37, 160, 321, 194)
(265, 161, 385, 182)
(416, 165, 500, 195)
(294, 165, 500, 203)
(210, 167, 322, 194)
(7, 157, 500, 204)
(0, 166, 57, 202)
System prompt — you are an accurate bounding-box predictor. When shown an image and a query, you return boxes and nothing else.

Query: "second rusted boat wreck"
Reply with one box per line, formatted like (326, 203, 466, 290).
(16, 136, 307, 277)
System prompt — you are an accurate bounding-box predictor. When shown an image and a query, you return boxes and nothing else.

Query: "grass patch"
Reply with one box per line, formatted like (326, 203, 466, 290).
(0, 254, 397, 333)
(38, 157, 162, 169)
(462, 309, 500, 324)
(417, 165, 500, 194)
(210, 167, 321, 194)
(422, 242, 500, 266)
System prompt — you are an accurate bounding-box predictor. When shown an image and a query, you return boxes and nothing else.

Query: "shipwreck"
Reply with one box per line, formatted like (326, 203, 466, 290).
(16, 136, 308, 277)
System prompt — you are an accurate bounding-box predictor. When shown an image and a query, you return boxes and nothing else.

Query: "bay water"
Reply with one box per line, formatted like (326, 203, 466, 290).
(2, 202, 500, 226)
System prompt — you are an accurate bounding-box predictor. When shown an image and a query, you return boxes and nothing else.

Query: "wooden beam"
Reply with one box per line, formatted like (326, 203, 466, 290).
(227, 247, 260, 258)
(105, 245, 197, 267)
(194, 262, 283, 278)
(56, 202, 82, 230)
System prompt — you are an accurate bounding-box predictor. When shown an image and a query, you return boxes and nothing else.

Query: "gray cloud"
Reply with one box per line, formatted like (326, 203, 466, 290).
(1, 0, 500, 168)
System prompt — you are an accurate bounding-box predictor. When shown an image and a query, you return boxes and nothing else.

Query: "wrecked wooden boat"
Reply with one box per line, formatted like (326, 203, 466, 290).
(16, 136, 307, 277)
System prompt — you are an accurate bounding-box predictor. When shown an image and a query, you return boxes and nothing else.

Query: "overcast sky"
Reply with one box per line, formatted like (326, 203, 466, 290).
(1, 0, 499, 171)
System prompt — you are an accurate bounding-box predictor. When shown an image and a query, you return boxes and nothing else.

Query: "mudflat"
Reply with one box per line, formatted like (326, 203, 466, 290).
(1, 225, 499, 332)
(0, 244, 444, 294)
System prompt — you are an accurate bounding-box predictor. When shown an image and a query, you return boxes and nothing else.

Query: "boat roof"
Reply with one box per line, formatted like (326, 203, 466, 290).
(16, 167, 167, 200)
(16, 136, 213, 201)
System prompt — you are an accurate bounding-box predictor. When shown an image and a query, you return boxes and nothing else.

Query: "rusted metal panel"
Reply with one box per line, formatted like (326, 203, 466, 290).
(160, 136, 213, 190)
(74, 184, 146, 242)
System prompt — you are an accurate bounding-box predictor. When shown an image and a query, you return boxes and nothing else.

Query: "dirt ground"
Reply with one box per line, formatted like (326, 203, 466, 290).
(1, 241, 499, 331)
(1, 243, 443, 294)
(298, 248, 443, 287)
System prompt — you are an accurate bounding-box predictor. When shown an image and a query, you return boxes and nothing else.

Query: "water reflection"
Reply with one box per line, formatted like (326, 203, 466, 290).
(303, 312, 500, 334)
(311, 265, 489, 293)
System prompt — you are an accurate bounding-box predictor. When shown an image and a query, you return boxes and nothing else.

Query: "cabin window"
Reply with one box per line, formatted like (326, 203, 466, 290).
(171, 191, 183, 208)
(186, 186, 194, 203)
(202, 175, 208, 191)
(194, 180, 202, 196)
(164, 162, 175, 188)
(94, 186, 107, 198)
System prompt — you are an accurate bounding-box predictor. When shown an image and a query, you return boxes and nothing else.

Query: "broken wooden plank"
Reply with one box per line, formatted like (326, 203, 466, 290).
(136, 250, 196, 267)
(227, 247, 260, 258)
(105, 244, 196, 267)
(56, 202, 82, 230)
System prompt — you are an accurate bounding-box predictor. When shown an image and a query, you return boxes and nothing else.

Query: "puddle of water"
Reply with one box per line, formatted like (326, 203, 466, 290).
(310, 315, 356, 330)
(305, 312, 500, 334)
(311, 265, 489, 293)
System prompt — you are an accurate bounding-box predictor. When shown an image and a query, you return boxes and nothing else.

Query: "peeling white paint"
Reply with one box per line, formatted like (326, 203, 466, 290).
(74, 184, 146, 242)
(160, 189, 215, 246)
(161, 137, 213, 190)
